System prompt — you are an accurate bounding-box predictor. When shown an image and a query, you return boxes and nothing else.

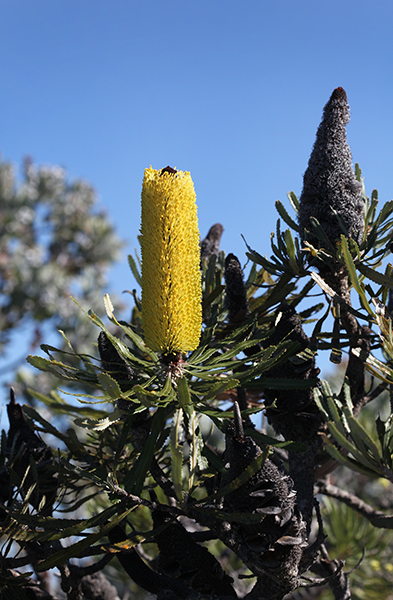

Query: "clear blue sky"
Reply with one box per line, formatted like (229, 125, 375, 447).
(1, 0, 393, 375)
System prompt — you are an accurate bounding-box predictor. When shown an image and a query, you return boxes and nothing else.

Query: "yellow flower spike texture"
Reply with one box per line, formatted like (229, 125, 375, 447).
(140, 166, 202, 355)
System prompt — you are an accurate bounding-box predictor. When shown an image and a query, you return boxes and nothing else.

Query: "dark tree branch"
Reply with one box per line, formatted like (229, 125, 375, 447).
(315, 479, 390, 525)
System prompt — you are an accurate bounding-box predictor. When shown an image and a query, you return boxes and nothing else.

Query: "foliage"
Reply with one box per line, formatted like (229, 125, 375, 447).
(0, 156, 124, 397)
(2, 90, 393, 600)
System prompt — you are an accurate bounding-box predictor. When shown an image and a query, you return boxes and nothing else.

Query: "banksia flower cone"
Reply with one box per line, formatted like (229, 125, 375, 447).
(298, 87, 364, 248)
(140, 166, 202, 355)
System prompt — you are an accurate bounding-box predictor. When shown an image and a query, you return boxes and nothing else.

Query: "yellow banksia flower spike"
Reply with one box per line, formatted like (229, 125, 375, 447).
(140, 166, 202, 355)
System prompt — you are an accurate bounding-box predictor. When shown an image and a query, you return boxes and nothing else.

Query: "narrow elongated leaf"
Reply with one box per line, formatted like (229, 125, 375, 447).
(199, 446, 270, 504)
(244, 377, 319, 390)
(245, 428, 306, 451)
(340, 236, 374, 316)
(191, 505, 266, 524)
(284, 229, 301, 274)
(309, 217, 336, 253)
(326, 396, 348, 437)
(271, 235, 286, 264)
(26, 355, 80, 380)
(36, 507, 136, 570)
(287, 191, 299, 212)
(276, 221, 288, 258)
(364, 197, 379, 228)
(103, 293, 115, 319)
(97, 372, 122, 399)
(187, 407, 199, 488)
(202, 284, 225, 311)
(128, 253, 142, 287)
(110, 321, 159, 363)
(198, 406, 262, 420)
(246, 250, 279, 273)
(357, 262, 393, 289)
(187, 344, 219, 366)
(275, 200, 300, 232)
(27, 389, 106, 419)
(124, 407, 168, 495)
(7, 503, 121, 544)
(23, 405, 68, 442)
(327, 422, 379, 470)
(324, 442, 380, 478)
(171, 408, 184, 501)
(74, 410, 124, 431)
(347, 415, 382, 464)
(177, 377, 192, 407)
(202, 444, 226, 472)
(202, 378, 240, 401)
(352, 348, 393, 383)
(311, 273, 370, 321)
(313, 388, 330, 421)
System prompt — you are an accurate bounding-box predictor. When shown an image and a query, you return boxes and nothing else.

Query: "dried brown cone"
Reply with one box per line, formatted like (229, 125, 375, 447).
(298, 87, 364, 249)
(224, 253, 249, 323)
(200, 223, 224, 260)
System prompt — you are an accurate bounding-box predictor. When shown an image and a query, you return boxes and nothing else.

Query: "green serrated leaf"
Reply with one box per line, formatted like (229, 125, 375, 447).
(103, 293, 115, 319)
(357, 262, 393, 289)
(128, 254, 142, 287)
(284, 229, 301, 274)
(200, 445, 270, 504)
(202, 444, 226, 472)
(35, 507, 136, 570)
(191, 504, 266, 524)
(199, 378, 238, 401)
(324, 442, 379, 478)
(74, 410, 123, 431)
(124, 407, 168, 495)
(187, 407, 200, 488)
(171, 408, 184, 501)
(22, 405, 67, 442)
(327, 422, 378, 470)
(245, 428, 306, 451)
(326, 396, 348, 437)
(275, 200, 300, 232)
(347, 416, 382, 464)
(287, 191, 299, 212)
(352, 348, 393, 384)
(340, 236, 374, 317)
(177, 377, 192, 407)
(97, 372, 122, 399)
(245, 377, 319, 390)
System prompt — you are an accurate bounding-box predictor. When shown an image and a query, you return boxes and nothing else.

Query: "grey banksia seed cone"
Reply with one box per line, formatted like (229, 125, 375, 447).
(200, 223, 224, 260)
(298, 87, 364, 248)
(224, 253, 249, 322)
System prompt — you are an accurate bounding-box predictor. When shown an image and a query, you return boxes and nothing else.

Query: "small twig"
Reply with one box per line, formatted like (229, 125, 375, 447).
(346, 547, 365, 575)
(355, 383, 387, 412)
(310, 545, 351, 600)
(299, 568, 342, 588)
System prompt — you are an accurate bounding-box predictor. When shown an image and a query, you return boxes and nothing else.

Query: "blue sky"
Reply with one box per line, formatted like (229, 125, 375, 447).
(1, 0, 393, 376)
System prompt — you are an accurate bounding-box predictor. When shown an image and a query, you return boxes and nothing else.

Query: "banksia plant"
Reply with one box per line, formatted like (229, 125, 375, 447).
(140, 166, 202, 355)
(8, 93, 393, 600)
(298, 87, 364, 248)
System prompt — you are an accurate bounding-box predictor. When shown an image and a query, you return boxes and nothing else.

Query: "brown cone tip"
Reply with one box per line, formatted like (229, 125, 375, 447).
(160, 166, 177, 176)
(331, 87, 347, 101)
